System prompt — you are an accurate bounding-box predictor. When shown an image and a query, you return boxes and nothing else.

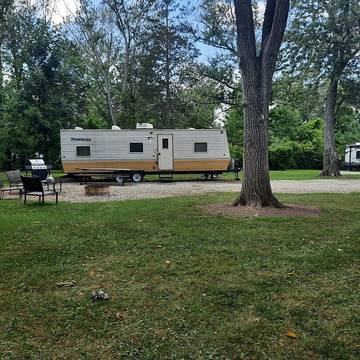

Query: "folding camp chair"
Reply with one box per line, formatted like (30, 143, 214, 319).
(21, 176, 60, 204)
(0, 170, 23, 199)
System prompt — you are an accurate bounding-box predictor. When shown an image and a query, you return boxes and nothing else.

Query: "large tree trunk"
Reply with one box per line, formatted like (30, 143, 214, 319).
(118, 41, 130, 126)
(104, 73, 116, 125)
(233, 69, 283, 207)
(122, 42, 130, 93)
(0, 50, 3, 112)
(43, 130, 49, 164)
(164, 1, 171, 128)
(320, 78, 341, 176)
(233, 0, 289, 208)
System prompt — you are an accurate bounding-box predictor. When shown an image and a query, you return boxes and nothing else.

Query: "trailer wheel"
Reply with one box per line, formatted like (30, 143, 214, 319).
(131, 172, 143, 183)
(115, 175, 125, 184)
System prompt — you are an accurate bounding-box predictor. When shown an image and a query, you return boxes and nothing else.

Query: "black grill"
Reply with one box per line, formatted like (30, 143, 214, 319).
(25, 159, 52, 181)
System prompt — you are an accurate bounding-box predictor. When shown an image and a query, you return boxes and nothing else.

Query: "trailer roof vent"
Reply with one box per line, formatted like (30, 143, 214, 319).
(136, 123, 153, 129)
(111, 125, 121, 130)
(75, 126, 83, 130)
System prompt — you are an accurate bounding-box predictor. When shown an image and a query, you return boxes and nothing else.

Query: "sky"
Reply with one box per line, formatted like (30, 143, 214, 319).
(49, 0, 80, 24)
(41, 0, 266, 123)
(50, 0, 202, 24)
(49, 0, 266, 61)
(49, 0, 218, 60)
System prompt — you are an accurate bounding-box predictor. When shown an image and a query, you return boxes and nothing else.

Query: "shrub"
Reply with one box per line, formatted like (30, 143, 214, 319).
(229, 143, 243, 167)
(269, 141, 300, 170)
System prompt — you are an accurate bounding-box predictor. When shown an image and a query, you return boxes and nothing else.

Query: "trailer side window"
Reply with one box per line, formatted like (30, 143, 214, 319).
(162, 138, 169, 149)
(130, 143, 143, 153)
(194, 142, 207, 152)
(356, 151, 360, 159)
(76, 146, 90, 156)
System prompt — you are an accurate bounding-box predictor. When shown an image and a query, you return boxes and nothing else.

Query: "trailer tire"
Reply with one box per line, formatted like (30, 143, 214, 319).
(131, 172, 143, 183)
(115, 175, 125, 184)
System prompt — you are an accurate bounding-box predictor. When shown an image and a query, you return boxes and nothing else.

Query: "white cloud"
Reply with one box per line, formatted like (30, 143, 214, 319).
(16, 0, 80, 24)
(254, 1, 266, 24)
(51, 0, 79, 24)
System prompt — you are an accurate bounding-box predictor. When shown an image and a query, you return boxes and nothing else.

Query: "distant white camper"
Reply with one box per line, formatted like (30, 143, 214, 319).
(60, 126, 231, 182)
(344, 143, 360, 171)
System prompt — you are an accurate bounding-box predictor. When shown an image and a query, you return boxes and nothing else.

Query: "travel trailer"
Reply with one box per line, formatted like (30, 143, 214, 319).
(344, 143, 360, 171)
(60, 124, 231, 182)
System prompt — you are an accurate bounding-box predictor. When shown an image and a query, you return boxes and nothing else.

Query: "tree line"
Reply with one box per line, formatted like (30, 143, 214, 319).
(0, 0, 359, 179)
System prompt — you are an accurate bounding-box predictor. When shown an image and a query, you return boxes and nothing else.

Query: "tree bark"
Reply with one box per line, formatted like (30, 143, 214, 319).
(164, 0, 171, 128)
(232, 61, 282, 207)
(122, 41, 130, 93)
(233, 0, 289, 207)
(104, 73, 116, 125)
(43, 130, 49, 164)
(0, 50, 3, 112)
(320, 77, 341, 176)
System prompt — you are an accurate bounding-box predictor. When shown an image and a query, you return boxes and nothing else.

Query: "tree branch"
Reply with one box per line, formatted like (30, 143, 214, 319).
(261, 0, 276, 52)
(262, 0, 290, 69)
(200, 72, 236, 90)
(196, 19, 237, 56)
(234, 0, 257, 72)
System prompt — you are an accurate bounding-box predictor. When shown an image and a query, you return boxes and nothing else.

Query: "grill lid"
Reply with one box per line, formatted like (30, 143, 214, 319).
(27, 159, 47, 169)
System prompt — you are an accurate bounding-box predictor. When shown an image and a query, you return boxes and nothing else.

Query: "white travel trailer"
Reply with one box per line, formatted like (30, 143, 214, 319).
(60, 125, 231, 182)
(344, 143, 360, 171)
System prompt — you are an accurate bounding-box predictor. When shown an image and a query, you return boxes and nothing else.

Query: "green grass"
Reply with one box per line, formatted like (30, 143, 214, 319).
(1, 169, 360, 185)
(269, 169, 326, 180)
(1, 193, 360, 359)
(268, 169, 360, 180)
(0, 170, 64, 184)
(145, 169, 360, 182)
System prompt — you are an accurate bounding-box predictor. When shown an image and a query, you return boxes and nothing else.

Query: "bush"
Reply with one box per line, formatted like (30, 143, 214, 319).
(269, 141, 300, 170)
(269, 140, 322, 170)
(229, 143, 243, 167)
(268, 118, 323, 170)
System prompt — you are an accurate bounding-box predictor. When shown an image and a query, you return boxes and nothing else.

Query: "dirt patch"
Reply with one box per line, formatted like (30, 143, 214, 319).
(201, 203, 321, 218)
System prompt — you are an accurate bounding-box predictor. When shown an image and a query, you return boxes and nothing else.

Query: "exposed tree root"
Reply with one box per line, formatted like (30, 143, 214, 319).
(232, 191, 284, 208)
(320, 150, 341, 177)
(319, 169, 341, 177)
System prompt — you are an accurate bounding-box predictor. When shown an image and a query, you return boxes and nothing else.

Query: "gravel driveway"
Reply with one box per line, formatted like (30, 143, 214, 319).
(59, 179, 360, 203)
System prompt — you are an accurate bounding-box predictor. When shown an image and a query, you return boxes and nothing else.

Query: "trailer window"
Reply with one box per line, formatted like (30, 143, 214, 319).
(194, 142, 207, 152)
(76, 146, 90, 156)
(356, 151, 360, 159)
(130, 143, 143, 153)
(162, 138, 169, 149)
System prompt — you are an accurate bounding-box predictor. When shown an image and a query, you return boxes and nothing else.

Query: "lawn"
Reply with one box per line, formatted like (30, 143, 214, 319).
(148, 169, 360, 181)
(0, 193, 359, 359)
(1, 169, 360, 185)
(0, 170, 64, 184)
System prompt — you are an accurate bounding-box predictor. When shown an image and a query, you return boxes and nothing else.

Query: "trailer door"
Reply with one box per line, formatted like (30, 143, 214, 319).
(158, 134, 173, 170)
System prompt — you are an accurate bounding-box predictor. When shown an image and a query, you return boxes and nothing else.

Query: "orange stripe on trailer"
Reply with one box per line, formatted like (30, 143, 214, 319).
(173, 159, 230, 171)
(62, 159, 230, 173)
(63, 160, 157, 173)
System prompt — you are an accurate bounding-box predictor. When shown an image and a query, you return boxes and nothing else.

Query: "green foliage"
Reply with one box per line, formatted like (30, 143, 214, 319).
(0, 0, 359, 172)
(225, 107, 243, 145)
(334, 84, 360, 158)
(269, 118, 323, 170)
(228, 143, 243, 165)
(269, 105, 302, 139)
(224, 107, 243, 165)
(269, 141, 300, 170)
(287, 0, 360, 81)
(226, 100, 325, 170)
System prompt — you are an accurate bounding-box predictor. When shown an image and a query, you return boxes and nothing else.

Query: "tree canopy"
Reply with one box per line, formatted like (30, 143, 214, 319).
(0, 0, 359, 174)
